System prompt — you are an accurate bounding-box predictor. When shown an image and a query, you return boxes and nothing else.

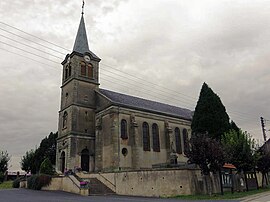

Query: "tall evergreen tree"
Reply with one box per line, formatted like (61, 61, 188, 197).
(191, 82, 230, 139)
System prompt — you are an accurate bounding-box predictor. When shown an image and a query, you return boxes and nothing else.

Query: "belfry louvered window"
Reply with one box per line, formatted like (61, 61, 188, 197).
(81, 61, 86, 76)
(88, 64, 93, 78)
(152, 123, 160, 152)
(175, 127, 182, 154)
(143, 122, 150, 151)
(121, 119, 128, 139)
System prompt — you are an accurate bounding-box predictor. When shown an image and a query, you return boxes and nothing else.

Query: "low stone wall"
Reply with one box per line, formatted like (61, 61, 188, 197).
(42, 176, 88, 196)
(80, 168, 221, 197)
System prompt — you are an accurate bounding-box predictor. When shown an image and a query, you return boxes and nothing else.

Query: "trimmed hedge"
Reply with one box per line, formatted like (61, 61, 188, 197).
(27, 175, 52, 190)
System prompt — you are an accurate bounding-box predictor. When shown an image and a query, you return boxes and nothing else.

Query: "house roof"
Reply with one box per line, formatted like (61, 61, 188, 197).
(99, 89, 193, 120)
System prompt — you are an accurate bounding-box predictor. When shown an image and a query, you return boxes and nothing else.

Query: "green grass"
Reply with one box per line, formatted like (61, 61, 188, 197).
(0, 181, 13, 189)
(173, 188, 270, 200)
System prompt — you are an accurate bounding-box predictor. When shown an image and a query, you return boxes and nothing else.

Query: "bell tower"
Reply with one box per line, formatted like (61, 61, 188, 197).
(56, 7, 101, 173)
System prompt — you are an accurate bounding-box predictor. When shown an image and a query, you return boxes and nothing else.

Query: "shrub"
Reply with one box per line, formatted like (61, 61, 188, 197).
(0, 172, 4, 183)
(12, 176, 25, 188)
(39, 158, 54, 175)
(27, 175, 51, 190)
(12, 178, 20, 188)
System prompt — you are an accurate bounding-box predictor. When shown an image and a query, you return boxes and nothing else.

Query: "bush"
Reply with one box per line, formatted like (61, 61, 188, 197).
(39, 158, 54, 175)
(27, 175, 51, 190)
(12, 176, 25, 188)
(0, 172, 4, 183)
(12, 178, 21, 188)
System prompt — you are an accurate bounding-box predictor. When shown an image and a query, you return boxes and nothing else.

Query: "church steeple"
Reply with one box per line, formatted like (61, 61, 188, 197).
(73, 14, 90, 54)
(71, 3, 100, 61)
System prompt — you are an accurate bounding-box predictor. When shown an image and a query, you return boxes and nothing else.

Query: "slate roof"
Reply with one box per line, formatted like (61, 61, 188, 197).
(99, 89, 193, 120)
(73, 15, 100, 60)
(73, 15, 89, 54)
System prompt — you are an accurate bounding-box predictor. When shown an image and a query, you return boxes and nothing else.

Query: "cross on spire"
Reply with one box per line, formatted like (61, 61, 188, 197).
(82, 0, 85, 15)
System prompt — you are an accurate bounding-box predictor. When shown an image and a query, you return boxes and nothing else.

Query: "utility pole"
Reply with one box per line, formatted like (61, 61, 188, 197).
(260, 117, 267, 142)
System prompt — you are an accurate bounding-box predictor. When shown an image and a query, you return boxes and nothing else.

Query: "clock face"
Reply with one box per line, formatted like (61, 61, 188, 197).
(84, 55, 90, 62)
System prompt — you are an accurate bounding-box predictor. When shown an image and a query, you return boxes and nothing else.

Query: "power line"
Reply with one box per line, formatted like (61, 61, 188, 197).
(100, 73, 194, 108)
(101, 63, 197, 101)
(100, 67, 195, 105)
(0, 27, 66, 55)
(0, 47, 60, 71)
(0, 21, 70, 52)
(0, 22, 267, 123)
(0, 40, 59, 64)
(0, 33, 63, 59)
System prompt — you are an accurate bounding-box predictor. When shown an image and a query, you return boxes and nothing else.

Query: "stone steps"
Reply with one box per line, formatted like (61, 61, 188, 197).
(89, 177, 115, 195)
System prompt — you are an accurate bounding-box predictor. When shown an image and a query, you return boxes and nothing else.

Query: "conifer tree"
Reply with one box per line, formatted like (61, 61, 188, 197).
(191, 82, 230, 139)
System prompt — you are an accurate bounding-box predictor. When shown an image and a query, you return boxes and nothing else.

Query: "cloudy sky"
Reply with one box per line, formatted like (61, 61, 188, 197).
(0, 0, 270, 171)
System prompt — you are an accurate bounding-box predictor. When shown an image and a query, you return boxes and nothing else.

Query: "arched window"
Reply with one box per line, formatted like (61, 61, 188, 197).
(81, 61, 86, 76)
(68, 64, 72, 77)
(60, 151, 65, 173)
(175, 127, 182, 154)
(183, 128, 189, 154)
(152, 123, 160, 152)
(88, 64, 93, 78)
(81, 148, 89, 172)
(142, 122, 150, 151)
(121, 119, 128, 139)
(63, 111, 68, 128)
(65, 67, 68, 80)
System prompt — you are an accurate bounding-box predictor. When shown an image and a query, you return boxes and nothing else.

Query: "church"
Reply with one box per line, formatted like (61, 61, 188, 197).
(56, 11, 193, 173)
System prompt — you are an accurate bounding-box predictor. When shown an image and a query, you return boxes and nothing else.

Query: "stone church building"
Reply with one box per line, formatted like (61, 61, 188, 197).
(56, 13, 193, 173)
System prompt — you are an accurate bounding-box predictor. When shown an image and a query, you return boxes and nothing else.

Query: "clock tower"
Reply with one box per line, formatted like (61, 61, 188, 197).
(56, 12, 101, 173)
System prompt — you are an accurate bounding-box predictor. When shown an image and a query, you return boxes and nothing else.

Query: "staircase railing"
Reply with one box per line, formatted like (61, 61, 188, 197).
(67, 175, 81, 189)
(97, 173, 116, 189)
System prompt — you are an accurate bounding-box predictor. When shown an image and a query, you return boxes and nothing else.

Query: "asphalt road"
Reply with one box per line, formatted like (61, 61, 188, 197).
(0, 189, 239, 202)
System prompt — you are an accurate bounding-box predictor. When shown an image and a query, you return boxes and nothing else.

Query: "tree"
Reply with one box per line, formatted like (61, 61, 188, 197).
(21, 149, 36, 173)
(37, 132, 58, 165)
(222, 130, 257, 172)
(21, 132, 58, 174)
(230, 120, 240, 133)
(187, 134, 224, 195)
(39, 158, 54, 175)
(256, 144, 270, 187)
(0, 150, 10, 173)
(191, 82, 230, 140)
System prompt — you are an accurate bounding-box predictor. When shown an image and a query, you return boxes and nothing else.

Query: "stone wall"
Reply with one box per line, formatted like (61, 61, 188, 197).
(95, 106, 192, 171)
(42, 176, 88, 196)
(79, 168, 221, 197)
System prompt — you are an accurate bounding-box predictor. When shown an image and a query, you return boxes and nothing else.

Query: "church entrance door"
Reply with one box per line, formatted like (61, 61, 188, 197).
(60, 151, 65, 173)
(81, 149, 89, 172)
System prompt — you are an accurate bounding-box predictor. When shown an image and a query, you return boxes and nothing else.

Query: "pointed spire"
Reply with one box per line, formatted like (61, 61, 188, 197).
(72, 13, 90, 54)
(71, 1, 101, 61)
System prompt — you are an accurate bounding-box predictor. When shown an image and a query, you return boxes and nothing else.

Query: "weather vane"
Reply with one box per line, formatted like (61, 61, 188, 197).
(82, 0, 85, 15)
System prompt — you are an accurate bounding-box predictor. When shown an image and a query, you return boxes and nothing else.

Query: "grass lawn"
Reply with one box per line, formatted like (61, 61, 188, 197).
(173, 188, 270, 200)
(0, 181, 13, 189)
